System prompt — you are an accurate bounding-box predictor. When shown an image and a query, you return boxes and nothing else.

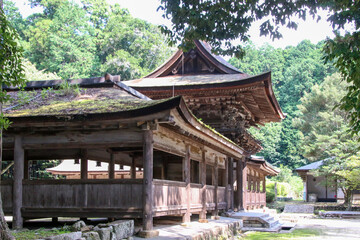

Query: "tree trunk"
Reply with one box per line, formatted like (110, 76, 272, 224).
(343, 188, 353, 210)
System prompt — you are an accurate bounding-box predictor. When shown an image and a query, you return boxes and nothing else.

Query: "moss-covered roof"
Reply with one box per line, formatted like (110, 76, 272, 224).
(4, 87, 164, 118)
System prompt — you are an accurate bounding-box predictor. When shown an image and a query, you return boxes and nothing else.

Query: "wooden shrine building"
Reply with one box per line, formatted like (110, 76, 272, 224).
(126, 40, 283, 209)
(1, 40, 283, 234)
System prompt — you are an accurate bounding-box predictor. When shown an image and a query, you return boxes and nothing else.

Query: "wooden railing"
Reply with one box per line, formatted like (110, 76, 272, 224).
(246, 191, 266, 209)
(1, 179, 143, 218)
(2, 179, 228, 218)
(153, 179, 226, 215)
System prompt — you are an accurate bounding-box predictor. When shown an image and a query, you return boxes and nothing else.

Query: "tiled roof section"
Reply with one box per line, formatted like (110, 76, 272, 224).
(127, 73, 256, 87)
(296, 160, 325, 171)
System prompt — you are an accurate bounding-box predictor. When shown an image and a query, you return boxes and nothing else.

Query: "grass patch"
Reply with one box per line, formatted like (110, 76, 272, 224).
(12, 228, 71, 240)
(243, 229, 322, 239)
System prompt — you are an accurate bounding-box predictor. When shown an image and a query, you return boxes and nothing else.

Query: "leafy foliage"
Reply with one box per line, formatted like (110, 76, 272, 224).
(4, 0, 173, 80)
(159, 0, 360, 135)
(295, 73, 360, 206)
(231, 41, 335, 169)
(158, 0, 359, 57)
(0, 5, 26, 240)
(324, 32, 360, 135)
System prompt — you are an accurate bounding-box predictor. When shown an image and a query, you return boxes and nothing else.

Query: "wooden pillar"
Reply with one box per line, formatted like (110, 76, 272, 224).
(236, 159, 242, 211)
(81, 149, 88, 180)
(224, 158, 229, 211)
(214, 158, 219, 216)
(131, 155, 136, 179)
(263, 175, 266, 193)
(199, 150, 207, 220)
(242, 158, 247, 210)
(142, 130, 154, 231)
(13, 135, 24, 229)
(228, 157, 234, 210)
(182, 145, 191, 223)
(109, 153, 115, 179)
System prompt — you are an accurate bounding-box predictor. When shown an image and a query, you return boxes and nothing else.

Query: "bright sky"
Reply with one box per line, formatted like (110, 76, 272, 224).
(15, 0, 338, 49)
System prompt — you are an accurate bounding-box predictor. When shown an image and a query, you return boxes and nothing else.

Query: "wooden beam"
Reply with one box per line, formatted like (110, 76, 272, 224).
(199, 150, 207, 220)
(109, 153, 115, 179)
(182, 145, 191, 223)
(20, 130, 142, 149)
(142, 130, 154, 231)
(81, 149, 88, 180)
(13, 135, 24, 229)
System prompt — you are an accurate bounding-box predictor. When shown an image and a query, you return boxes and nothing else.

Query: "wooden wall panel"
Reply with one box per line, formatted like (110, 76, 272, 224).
(22, 180, 142, 209)
(1, 181, 13, 213)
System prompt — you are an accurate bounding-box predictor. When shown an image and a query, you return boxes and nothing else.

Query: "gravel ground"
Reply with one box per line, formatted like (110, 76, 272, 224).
(295, 218, 360, 239)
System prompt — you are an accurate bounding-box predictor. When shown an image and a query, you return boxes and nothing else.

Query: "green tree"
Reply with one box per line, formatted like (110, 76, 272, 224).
(1, 1, 26, 238)
(25, 0, 98, 79)
(23, 58, 59, 81)
(7, 0, 173, 80)
(294, 73, 360, 206)
(96, 3, 173, 80)
(234, 41, 334, 169)
(159, 0, 360, 133)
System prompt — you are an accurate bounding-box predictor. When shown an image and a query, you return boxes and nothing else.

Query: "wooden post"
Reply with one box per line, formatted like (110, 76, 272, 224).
(182, 145, 191, 223)
(131, 155, 136, 179)
(236, 159, 242, 211)
(214, 158, 219, 216)
(13, 135, 24, 229)
(199, 150, 207, 220)
(263, 175, 266, 193)
(224, 158, 229, 211)
(109, 153, 115, 179)
(81, 149, 88, 180)
(242, 158, 247, 210)
(228, 157, 234, 210)
(142, 130, 154, 231)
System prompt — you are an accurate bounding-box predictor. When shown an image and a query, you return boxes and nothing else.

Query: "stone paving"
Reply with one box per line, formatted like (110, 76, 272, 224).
(283, 204, 314, 213)
(295, 217, 360, 239)
(133, 217, 242, 240)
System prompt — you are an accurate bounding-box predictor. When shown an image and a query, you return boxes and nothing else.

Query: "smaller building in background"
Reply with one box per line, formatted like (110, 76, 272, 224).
(46, 160, 143, 179)
(296, 160, 360, 203)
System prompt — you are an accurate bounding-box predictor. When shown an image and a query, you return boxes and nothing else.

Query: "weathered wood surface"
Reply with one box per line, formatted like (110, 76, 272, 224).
(21, 179, 143, 209)
(13, 135, 24, 229)
(15, 129, 142, 149)
(153, 125, 227, 169)
(142, 130, 153, 231)
(183, 145, 191, 222)
(246, 191, 266, 209)
(153, 180, 187, 214)
(1, 181, 13, 214)
(153, 180, 207, 216)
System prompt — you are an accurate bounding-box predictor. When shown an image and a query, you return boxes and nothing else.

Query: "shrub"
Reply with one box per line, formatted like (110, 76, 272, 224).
(266, 191, 275, 203)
